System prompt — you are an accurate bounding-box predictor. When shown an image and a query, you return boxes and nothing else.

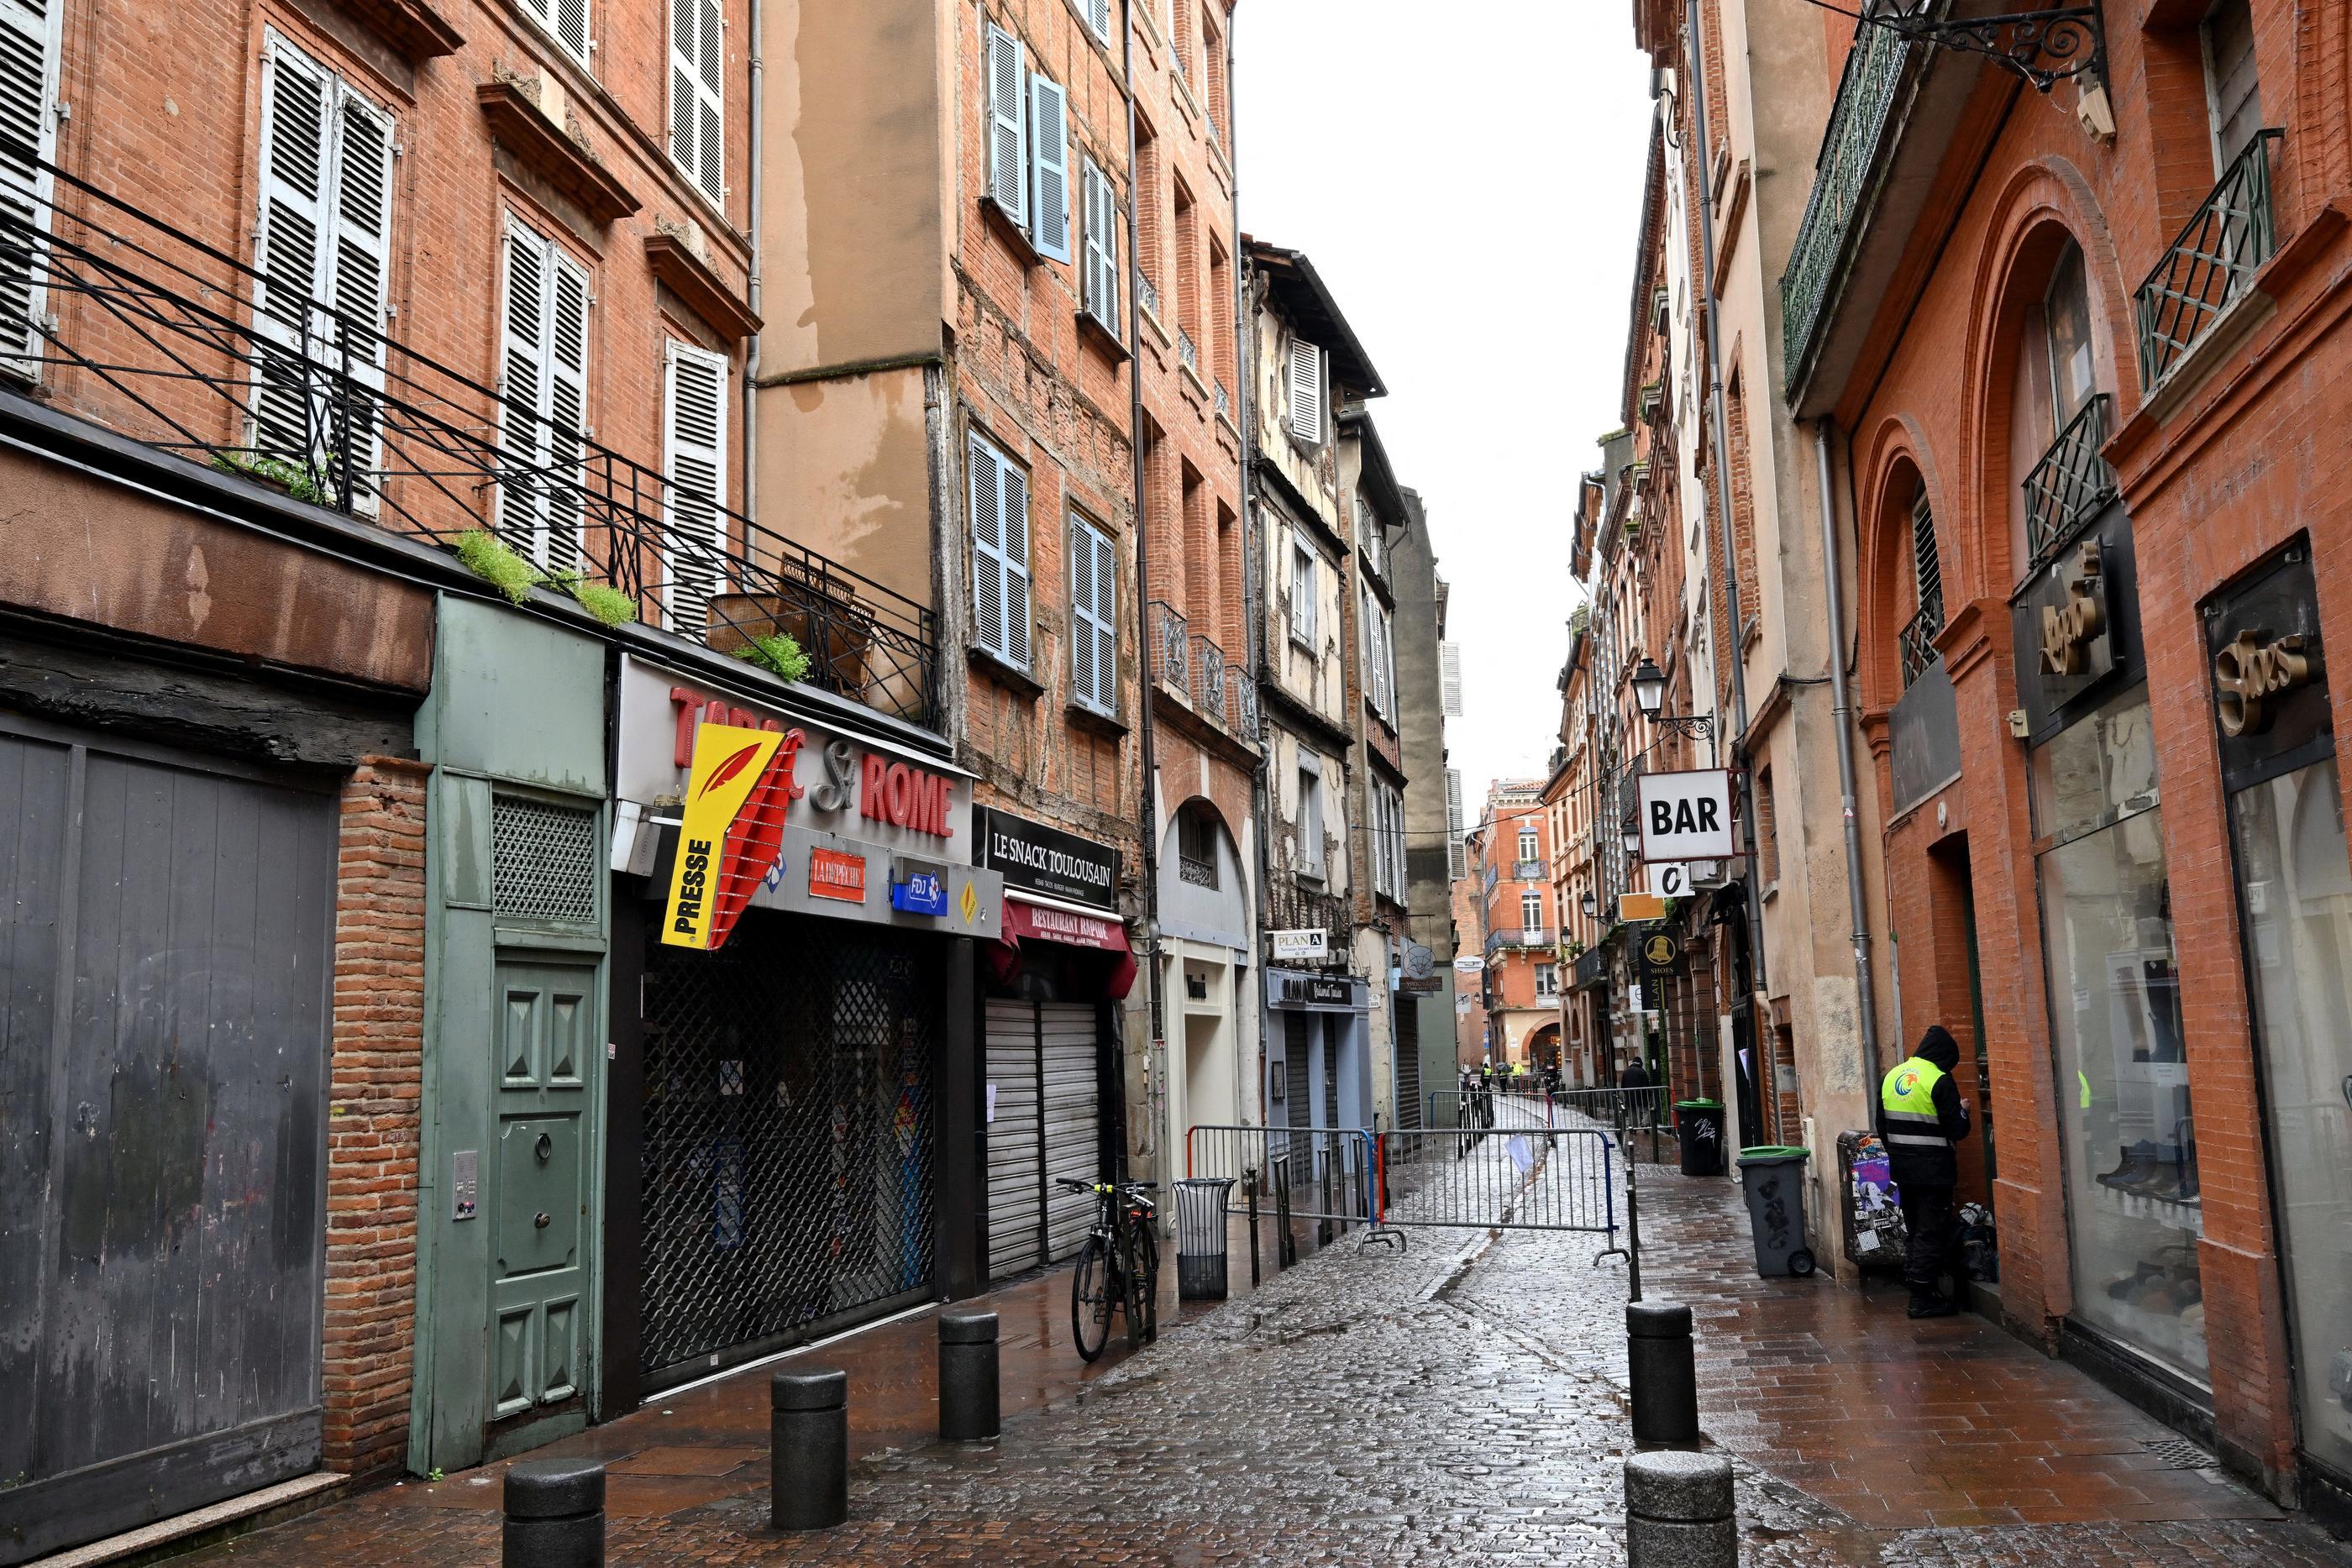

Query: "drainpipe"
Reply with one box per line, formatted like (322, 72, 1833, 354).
(741, 0, 764, 517)
(1683, 0, 1769, 1002)
(1813, 421, 1882, 1091)
(1225, 6, 1265, 1133)
(1121, 8, 1169, 1172)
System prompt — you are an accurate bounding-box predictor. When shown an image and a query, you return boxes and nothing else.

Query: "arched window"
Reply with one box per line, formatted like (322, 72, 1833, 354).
(1900, 480, 1944, 689)
(2014, 239, 2116, 575)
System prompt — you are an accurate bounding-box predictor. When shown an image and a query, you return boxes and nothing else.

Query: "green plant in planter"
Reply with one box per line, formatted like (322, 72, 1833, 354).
(454, 529, 540, 606)
(213, 450, 337, 508)
(738, 632, 811, 683)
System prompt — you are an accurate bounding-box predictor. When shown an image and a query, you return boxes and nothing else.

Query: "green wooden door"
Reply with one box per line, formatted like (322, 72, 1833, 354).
(490, 961, 597, 1417)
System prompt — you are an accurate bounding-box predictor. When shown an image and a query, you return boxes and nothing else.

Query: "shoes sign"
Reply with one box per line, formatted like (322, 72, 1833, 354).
(1635, 769, 1735, 863)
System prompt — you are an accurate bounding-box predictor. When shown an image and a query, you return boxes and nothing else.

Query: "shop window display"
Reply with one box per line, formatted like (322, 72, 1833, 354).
(2031, 685, 2207, 1381)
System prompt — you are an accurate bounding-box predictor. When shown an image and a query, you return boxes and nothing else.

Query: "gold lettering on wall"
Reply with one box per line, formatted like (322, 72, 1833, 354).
(2040, 543, 2105, 676)
(2213, 629, 2318, 737)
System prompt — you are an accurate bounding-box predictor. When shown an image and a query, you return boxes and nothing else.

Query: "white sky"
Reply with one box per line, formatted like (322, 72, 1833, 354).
(1236, 3, 1654, 807)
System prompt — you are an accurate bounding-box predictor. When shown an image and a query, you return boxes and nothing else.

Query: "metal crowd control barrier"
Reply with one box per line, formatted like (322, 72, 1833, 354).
(1425, 1087, 1557, 1133)
(1185, 1125, 1378, 1231)
(1554, 1086, 1675, 1165)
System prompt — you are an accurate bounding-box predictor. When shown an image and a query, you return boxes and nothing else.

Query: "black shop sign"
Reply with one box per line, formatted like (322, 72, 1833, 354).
(975, 807, 1121, 911)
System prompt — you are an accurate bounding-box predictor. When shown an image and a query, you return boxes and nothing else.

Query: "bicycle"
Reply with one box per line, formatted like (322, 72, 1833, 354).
(1055, 1177, 1160, 1361)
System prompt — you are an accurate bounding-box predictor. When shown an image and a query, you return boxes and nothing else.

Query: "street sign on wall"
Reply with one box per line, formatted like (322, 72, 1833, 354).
(1635, 769, 1735, 862)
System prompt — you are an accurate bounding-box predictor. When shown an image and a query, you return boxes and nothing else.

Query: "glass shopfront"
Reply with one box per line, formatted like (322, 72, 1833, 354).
(2031, 684, 2206, 1381)
(2208, 545, 2352, 1484)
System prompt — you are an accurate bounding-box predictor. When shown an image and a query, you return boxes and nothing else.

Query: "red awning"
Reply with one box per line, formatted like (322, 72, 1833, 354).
(993, 898, 1137, 999)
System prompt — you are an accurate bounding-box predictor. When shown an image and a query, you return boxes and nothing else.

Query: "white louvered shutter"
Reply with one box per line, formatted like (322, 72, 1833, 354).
(1000, 456, 1032, 669)
(0, 0, 58, 372)
(969, 436, 1006, 661)
(1069, 520, 1116, 714)
(496, 224, 549, 554)
(541, 252, 591, 570)
(984, 24, 1026, 226)
(328, 87, 393, 495)
(1441, 642, 1463, 716)
(1091, 523, 1116, 712)
(1286, 339, 1324, 444)
(1028, 75, 1070, 263)
(664, 340, 730, 635)
(1082, 159, 1119, 335)
(517, 0, 591, 64)
(1085, 0, 1110, 43)
(253, 40, 334, 456)
(1068, 520, 1095, 709)
(1382, 606, 1398, 718)
(670, 0, 722, 202)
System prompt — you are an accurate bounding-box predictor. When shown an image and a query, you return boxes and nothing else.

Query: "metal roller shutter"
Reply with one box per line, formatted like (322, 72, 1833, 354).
(984, 999, 1044, 1279)
(1038, 1002, 1100, 1261)
(1396, 1001, 1422, 1129)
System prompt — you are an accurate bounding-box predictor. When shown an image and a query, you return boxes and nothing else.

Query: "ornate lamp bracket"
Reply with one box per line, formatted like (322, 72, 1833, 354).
(1860, 2, 2108, 95)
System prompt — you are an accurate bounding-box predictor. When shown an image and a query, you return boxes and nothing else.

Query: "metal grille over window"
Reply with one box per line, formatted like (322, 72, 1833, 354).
(638, 920, 938, 1384)
(491, 795, 599, 925)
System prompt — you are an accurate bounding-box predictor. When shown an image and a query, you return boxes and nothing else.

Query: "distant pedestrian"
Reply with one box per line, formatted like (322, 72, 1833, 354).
(1877, 1025, 1973, 1319)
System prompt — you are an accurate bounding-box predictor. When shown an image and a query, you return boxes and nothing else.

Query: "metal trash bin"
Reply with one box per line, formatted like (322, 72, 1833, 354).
(1173, 1177, 1235, 1300)
(1674, 1099, 1725, 1177)
(1735, 1146, 1816, 1277)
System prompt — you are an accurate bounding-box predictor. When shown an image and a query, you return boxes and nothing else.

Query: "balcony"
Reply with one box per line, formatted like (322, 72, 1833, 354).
(1178, 328, 1200, 376)
(1190, 633, 1229, 725)
(1899, 580, 1945, 690)
(1485, 926, 1556, 957)
(1213, 378, 1232, 423)
(2022, 391, 2118, 566)
(2136, 129, 2282, 388)
(0, 148, 937, 726)
(1150, 600, 1189, 694)
(1226, 666, 1260, 741)
(1779, 20, 1916, 392)
(1513, 859, 1545, 880)
(1137, 270, 1163, 323)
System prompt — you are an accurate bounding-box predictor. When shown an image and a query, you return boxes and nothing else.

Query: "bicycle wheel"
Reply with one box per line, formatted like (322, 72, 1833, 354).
(1120, 1225, 1152, 1351)
(1071, 1233, 1115, 1362)
(1135, 1219, 1162, 1343)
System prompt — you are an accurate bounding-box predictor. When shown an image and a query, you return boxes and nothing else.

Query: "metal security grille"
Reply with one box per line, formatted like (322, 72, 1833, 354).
(638, 915, 937, 1386)
(1395, 1003, 1421, 1130)
(491, 795, 599, 925)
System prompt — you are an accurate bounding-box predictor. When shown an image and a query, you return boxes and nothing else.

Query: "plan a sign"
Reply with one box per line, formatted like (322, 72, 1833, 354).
(1635, 769, 1735, 863)
(975, 806, 1121, 910)
(1269, 928, 1328, 962)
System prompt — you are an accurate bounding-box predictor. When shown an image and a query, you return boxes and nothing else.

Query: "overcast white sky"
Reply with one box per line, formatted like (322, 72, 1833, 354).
(1236, 3, 1654, 808)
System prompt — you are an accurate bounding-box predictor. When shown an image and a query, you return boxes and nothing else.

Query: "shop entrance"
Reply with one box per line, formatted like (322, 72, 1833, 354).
(983, 998, 1103, 1279)
(1927, 836, 1996, 1214)
(636, 914, 937, 1392)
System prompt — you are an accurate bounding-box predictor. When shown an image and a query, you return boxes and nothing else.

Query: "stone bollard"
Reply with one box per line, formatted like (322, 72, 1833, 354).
(770, 1366, 849, 1531)
(1627, 1300, 1699, 1447)
(938, 1309, 1000, 1440)
(501, 1456, 606, 1568)
(1625, 1449, 1737, 1568)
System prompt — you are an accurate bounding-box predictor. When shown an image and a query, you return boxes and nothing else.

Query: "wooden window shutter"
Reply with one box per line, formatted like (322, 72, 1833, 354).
(1090, 522, 1116, 712)
(1082, 158, 1120, 336)
(664, 339, 730, 636)
(1086, 0, 1110, 43)
(1000, 454, 1032, 669)
(517, 0, 590, 62)
(1028, 74, 1071, 263)
(541, 251, 591, 571)
(984, 23, 1027, 226)
(969, 436, 1008, 661)
(0, 0, 55, 370)
(496, 221, 549, 554)
(252, 39, 334, 454)
(671, 0, 724, 202)
(1286, 339, 1323, 443)
(1068, 517, 1098, 708)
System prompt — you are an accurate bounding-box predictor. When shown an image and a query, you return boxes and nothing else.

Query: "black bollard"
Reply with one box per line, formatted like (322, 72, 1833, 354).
(770, 1366, 849, 1531)
(502, 1456, 605, 1568)
(1625, 1450, 1737, 1567)
(937, 1309, 1000, 1440)
(1626, 1299, 1699, 1447)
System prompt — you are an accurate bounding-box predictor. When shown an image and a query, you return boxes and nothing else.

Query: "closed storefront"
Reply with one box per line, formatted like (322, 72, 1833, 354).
(604, 656, 999, 1399)
(975, 809, 1133, 1282)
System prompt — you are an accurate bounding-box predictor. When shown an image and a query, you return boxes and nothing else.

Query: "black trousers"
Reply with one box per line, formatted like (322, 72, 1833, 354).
(1898, 1183, 1963, 1298)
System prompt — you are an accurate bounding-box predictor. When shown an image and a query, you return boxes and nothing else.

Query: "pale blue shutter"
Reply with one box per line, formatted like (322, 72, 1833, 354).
(1000, 457, 1032, 669)
(985, 24, 1026, 226)
(1091, 523, 1117, 712)
(970, 434, 1011, 663)
(1082, 158, 1119, 335)
(1029, 74, 1071, 263)
(1069, 519, 1097, 710)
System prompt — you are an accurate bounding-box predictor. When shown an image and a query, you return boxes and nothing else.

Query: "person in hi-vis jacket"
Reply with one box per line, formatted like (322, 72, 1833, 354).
(1877, 1025, 1972, 1319)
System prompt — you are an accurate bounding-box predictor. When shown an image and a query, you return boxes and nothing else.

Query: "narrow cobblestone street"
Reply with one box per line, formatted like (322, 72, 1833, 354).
(194, 1163, 2352, 1567)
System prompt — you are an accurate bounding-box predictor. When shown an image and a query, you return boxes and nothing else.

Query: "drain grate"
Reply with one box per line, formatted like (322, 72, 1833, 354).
(2142, 1437, 2219, 1470)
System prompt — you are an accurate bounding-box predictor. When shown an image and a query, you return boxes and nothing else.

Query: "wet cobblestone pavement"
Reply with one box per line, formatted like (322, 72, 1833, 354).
(193, 1162, 2352, 1566)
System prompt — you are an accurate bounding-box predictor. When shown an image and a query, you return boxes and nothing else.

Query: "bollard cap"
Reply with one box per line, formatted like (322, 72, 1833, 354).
(771, 1365, 849, 1412)
(938, 1309, 999, 1345)
(1624, 1449, 1735, 1522)
(503, 1456, 606, 1519)
(1626, 1299, 1693, 1339)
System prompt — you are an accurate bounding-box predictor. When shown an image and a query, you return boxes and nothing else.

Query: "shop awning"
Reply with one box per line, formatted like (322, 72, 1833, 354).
(994, 896, 1137, 999)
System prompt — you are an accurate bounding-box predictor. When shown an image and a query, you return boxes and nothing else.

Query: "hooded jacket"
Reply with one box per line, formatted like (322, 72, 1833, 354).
(1876, 1025, 1971, 1188)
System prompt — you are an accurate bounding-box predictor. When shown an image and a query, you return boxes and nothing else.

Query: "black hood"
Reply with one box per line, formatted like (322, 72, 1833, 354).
(1916, 1025, 1961, 1072)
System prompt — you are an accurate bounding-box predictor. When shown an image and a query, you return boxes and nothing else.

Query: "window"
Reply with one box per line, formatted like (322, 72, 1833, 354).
(662, 339, 730, 634)
(516, 0, 591, 66)
(1446, 769, 1467, 880)
(2202, 0, 2261, 172)
(1521, 889, 1544, 934)
(984, 23, 1028, 228)
(1361, 586, 1396, 721)
(669, 0, 723, 202)
(497, 220, 593, 574)
(1068, 514, 1117, 716)
(1079, 0, 1111, 46)
(1536, 963, 1559, 999)
(0, 0, 60, 371)
(1356, 497, 1381, 576)
(1080, 157, 1121, 338)
(1910, 488, 1941, 617)
(984, 18, 1075, 264)
(1286, 339, 1325, 444)
(1441, 642, 1463, 716)
(1298, 763, 1326, 878)
(1177, 803, 1218, 889)
(2045, 244, 2095, 436)
(1289, 534, 1318, 648)
(1371, 778, 1404, 902)
(252, 34, 394, 478)
(968, 432, 1033, 669)
(1518, 826, 1538, 862)
(1757, 765, 1779, 887)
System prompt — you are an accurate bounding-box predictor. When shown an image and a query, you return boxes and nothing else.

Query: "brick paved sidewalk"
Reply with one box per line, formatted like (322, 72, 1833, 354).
(181, 1166, 2350, 1567)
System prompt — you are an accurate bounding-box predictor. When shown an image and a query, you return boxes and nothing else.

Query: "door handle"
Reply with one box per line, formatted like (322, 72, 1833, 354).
(535, 1131, 554, 1162)
(535, 1211, 552, 1229)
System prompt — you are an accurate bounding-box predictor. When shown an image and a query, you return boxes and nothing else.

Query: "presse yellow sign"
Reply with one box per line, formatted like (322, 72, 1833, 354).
(662, 721, 784, 949)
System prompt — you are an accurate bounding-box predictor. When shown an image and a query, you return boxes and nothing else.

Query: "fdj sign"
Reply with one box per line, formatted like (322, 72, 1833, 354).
(1635, 769, 1735, 863)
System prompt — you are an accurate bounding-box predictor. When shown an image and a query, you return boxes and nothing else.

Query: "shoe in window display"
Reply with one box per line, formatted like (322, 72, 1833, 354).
(2097, 1141, 2161, 1192)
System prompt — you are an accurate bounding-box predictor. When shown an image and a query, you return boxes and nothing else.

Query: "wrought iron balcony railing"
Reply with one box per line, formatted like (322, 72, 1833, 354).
(1137, 270, 1162, 323)
(2136, 128, 2282, 388)
(1190, 633, 1229, 725)
(1513, 859, 1545, 880)
(2022, 391, 2118, 565)
(1149, 600, 1189, 693)
(1213, 378, 1231, 422)
(1900, 580, 1945, 690)
(1779, 20, 1915, 386)
(1178, 328, 1200, 375)
(1179, 852, 1217, 888)
(1226, 666, 1260, 742)
(0, 142, 937, 726)
(1486, 926, 1556, 957)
